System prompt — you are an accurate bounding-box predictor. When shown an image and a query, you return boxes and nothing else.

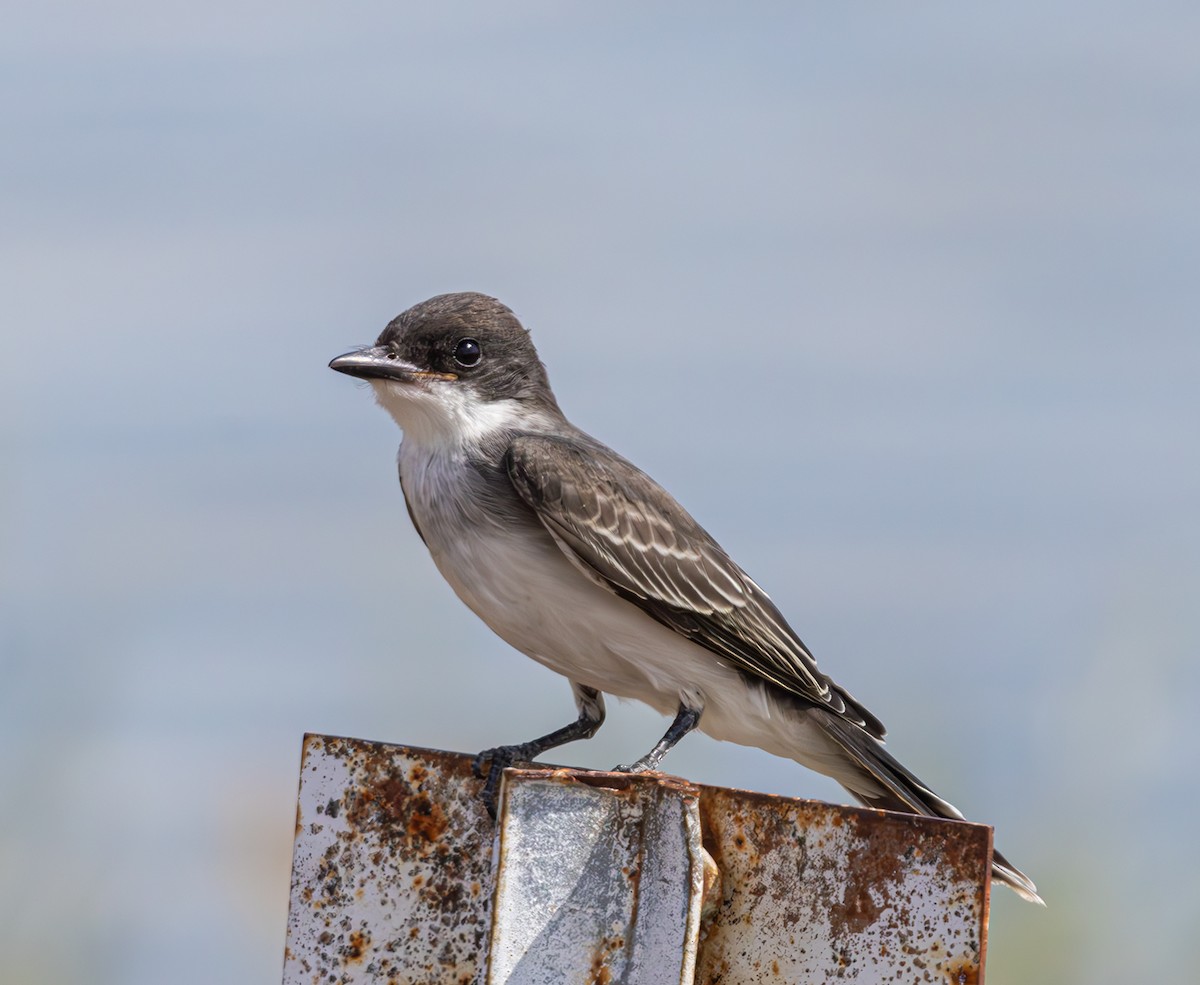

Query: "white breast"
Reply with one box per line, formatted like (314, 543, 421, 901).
(399, 439, 673, 694)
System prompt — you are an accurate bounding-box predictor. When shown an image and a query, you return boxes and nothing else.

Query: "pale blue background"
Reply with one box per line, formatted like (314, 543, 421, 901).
(3, 4, 1197, 983)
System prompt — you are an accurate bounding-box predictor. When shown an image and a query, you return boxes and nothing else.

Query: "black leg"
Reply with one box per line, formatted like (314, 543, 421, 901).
(474, 683, 605, 815)
(614, 703, 702, 774)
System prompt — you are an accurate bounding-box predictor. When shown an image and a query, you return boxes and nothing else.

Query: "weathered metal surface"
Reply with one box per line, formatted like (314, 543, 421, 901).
(695, 786, 992, 984)
(488, 769, 707, 985)
(284, 736, 993, 985)
(283, 735, 495, 985)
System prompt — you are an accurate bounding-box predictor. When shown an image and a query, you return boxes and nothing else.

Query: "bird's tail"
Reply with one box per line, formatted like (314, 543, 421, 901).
(816, 712, 1044, 905)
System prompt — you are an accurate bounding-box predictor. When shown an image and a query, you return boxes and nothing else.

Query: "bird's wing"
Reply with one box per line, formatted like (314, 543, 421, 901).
(505, 433, 885, 737)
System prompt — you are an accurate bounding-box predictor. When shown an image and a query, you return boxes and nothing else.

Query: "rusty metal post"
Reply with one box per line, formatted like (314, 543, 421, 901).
(283, 734, 991, 985)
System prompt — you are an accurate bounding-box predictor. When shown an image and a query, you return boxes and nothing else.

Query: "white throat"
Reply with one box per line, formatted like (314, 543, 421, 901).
(370, 378, 544, 451)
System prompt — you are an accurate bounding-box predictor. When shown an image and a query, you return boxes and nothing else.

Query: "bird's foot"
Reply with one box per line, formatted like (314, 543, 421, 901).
(611, 758, 657, 775)
(472, 743, 540, 818)
(609, 705, 698, 777)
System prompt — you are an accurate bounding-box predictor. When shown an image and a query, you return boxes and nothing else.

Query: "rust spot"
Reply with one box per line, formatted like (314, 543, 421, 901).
(828, 843, 897, 936)
(587, 934, 625, 985)
(343, 929, 370, 963)
(342, 759, 451, 857)
(944, 961, 980, 984)
(408, 790, 448, 841)
(516, 765, 698, 804)
(625, 863, 642, 894)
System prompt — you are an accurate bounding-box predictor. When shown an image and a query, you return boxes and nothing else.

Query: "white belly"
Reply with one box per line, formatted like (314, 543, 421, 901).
(419, 495, 709, 715)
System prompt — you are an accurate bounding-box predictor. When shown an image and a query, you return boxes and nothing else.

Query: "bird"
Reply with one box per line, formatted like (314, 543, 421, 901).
(329, 291, 1042, 904)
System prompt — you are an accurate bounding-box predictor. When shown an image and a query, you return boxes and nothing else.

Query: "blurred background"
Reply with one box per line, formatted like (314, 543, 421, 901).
(3, 3, 1197, 982)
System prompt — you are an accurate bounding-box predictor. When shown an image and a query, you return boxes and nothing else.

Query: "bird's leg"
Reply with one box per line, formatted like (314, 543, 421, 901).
(614, 703, 703, 773)
(474, 683, 605, 816)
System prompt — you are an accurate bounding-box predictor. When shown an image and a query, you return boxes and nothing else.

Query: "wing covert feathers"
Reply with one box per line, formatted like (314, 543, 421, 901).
(504, 433, 885, 737)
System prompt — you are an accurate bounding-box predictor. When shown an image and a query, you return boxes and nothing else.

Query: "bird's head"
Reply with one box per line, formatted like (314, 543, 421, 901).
(330, 292, 561, 447)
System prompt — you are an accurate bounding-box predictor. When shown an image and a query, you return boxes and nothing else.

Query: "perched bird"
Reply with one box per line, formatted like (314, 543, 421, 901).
(330, 291, 1041, 904)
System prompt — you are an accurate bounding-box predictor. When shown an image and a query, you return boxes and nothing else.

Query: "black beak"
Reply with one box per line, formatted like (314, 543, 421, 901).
(329, 345, 425, 382)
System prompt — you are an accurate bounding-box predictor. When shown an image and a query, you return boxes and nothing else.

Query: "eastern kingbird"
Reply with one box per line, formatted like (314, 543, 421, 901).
(330, 291, 1041, 904)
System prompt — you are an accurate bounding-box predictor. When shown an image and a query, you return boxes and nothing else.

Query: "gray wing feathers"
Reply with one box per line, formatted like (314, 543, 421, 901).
(505, 433, 885, 737)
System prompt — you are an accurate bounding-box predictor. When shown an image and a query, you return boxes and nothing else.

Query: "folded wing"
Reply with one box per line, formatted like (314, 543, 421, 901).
(505, 433, 885, 738)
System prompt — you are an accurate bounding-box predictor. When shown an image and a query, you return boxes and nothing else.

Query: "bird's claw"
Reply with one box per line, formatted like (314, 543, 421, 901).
(473, 744, 536, 818)
(611, 759, 654, 774)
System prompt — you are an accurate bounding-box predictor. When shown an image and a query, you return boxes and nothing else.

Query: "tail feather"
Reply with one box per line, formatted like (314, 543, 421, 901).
(816, 712, 1044, 905)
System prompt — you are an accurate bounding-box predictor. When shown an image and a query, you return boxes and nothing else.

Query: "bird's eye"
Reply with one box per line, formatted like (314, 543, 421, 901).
(453, 338, 482, 367)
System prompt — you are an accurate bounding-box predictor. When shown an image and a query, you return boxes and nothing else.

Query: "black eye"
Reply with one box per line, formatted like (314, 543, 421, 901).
(453, 337, 482, 367)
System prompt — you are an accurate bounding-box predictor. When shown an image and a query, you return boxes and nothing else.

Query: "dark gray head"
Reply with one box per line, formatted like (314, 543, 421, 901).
(330, 293, 562, 444)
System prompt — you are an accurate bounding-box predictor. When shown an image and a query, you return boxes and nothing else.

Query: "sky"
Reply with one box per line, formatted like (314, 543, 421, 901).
(3, 4, 1199, 983)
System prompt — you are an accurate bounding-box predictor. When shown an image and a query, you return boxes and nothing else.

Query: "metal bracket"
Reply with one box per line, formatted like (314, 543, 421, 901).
(283, 734, 991, 984)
